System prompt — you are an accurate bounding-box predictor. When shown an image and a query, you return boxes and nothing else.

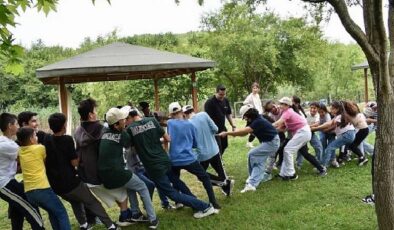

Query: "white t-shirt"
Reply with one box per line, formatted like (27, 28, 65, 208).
(306, 112, 319, 125)
(351, 113, 368, 130)
(334, 115, 355, 135)
(243, 93, 263, 114)
(0, 136, 18, 188)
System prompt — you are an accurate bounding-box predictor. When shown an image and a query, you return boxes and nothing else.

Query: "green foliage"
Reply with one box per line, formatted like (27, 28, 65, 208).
(0, 0, 58, 64)
(201, 3, 326, 102)
(0, 40, 76, 110)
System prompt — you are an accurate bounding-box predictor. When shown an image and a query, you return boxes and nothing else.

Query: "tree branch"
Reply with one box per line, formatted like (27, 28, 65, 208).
(326, 0, 379, 63)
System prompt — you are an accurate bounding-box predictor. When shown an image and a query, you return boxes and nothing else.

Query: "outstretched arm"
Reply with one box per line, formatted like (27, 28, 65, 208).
(218, 127, 253, 138)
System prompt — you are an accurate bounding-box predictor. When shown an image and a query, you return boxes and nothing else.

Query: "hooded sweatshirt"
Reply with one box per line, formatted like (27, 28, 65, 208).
(0, 136, 18, 188)
(74, 121, 104, 185)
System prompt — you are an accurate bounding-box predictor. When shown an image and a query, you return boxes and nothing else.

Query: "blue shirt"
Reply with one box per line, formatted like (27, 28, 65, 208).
(189, 112, 220, 162)
(249, 116, 278, 142)
(167, 119, 197, 166)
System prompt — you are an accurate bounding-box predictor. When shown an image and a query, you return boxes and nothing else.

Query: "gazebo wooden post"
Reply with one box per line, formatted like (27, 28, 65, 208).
(58, 78, 72, 134)
(364, 68, 369, 103)
(154, 78, 160, 111)
(191, 72, 198, 111)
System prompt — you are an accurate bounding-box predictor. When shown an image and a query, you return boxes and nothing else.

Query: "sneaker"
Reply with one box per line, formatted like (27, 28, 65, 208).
(221, 179, 234, 196)
(331, 160, 340, 168)
(212, 202, 221, 209)
(358, 157, 369, 166)
(162, 204, 176, 210)
(80, 223, 93, 230)
(240, 184, 256, 193)
(246, 142, 254, 148)
(148, 219, 159, 229)
(193, 205, 216, 219)
(108, 223, 120, 230)
(131, 212, 149, 222)
(318, 167, 328, 177)
(175, 203, 184, 209)
(117, 212, 135, 227)
(362, 194, 375, 205)
(281, 174, 298, 181)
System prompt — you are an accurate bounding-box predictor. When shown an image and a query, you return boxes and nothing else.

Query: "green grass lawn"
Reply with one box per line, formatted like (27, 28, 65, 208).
(0, 121, 378, 229)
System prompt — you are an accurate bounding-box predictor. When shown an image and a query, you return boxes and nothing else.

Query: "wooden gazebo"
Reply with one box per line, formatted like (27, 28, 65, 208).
(36, 42, 215, 132)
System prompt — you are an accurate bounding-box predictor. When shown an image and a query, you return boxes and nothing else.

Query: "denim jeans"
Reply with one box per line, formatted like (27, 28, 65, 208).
(320, 132, 335, 153)
(280, 125, 312, 177)
(151, 170, 210, 211)
(130, 167, 170, 208)
(323, 130, 355, 166)
(172, 161, 217, 205)
(125, 174, 156, 222)
(247, 135, 280, 188)
(25, 188, 70, 230)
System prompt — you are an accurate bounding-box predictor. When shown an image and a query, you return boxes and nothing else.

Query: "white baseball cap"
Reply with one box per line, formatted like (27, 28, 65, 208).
(239, 104, 253, 119)
(105, 107, 128, 125)
(182, 105, 194, 113)
(279, 97, 292, 106)
(168, 102, 182, 114)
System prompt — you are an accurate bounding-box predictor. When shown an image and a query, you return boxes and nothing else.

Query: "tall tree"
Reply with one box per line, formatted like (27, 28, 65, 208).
(294, 0, 392, 228)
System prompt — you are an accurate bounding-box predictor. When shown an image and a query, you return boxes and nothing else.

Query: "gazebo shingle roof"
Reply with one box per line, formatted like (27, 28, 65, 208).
(36, 42, 215, 84)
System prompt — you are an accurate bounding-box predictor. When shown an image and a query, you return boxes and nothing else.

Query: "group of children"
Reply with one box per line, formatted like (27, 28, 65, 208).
(0, 89, 377, 229)
(235, 83, 376, 193)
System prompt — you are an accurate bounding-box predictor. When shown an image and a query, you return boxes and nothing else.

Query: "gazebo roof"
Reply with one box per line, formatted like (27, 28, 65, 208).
(36, 42, 215, 85)
(351, 60, 369, 71)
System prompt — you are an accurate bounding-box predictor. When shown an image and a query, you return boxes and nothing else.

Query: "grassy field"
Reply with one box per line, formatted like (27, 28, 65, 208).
(0, 121, 377, 230)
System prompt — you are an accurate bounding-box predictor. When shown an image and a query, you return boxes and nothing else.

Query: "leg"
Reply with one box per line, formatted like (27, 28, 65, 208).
(310, 132, 323, 163)
(248, 136, 280, 188)
(280, 127, 311, 177)
(348, 128, 369, 158)
(124, 174, 156, 222)
(299, 145, 324, 172)
(171, 166, 195, 197)
(62, 182, 113, 228)
(323, 131, 355, 167)
(183, 161, 218, 205)
(0, 180, 44, 230)
(152, 172, 210, 212)
(26, 188, 70, 230)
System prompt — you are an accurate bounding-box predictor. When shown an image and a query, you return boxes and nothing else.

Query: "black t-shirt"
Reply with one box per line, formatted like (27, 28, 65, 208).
(204, 96, 232, 132)
(44, 135, 80, 195)
(249, 116, 278, 143)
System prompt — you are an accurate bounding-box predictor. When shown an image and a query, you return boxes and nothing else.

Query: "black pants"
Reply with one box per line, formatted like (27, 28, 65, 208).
(172, 161, 218, 205)
(348, 128, 369, 158)
(61, 182, 113, 227)
(215, 135, 228, 156)
(0, 179, 44, 230)
(200, 153, 227, 186)
(298, 145, 324, 172)
(275, 134, 288, 166)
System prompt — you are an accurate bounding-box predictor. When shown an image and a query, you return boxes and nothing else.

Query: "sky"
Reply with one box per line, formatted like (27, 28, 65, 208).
(11, 0, 366, 48)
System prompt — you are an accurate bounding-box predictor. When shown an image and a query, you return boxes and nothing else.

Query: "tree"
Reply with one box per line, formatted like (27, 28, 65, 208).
(201, 2, 326, 102)
(0, 0, 57, 69)
(290, 0, 392, 228)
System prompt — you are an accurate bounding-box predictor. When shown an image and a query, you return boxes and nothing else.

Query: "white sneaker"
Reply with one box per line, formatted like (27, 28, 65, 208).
(246, 142, 254, 148)
(241, 184, 256, 193)
(193, 205, 216, 219)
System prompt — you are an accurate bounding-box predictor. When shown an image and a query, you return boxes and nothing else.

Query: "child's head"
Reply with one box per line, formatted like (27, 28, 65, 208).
(17, 111, 39, 130)
(48, 113, 67, 134)
(318, 103, 328, 117)
(16, 127, 37, 146)
(0, 113, 18, 135)
(251, 82, 260, 94)
(309, 102, 319, 116)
